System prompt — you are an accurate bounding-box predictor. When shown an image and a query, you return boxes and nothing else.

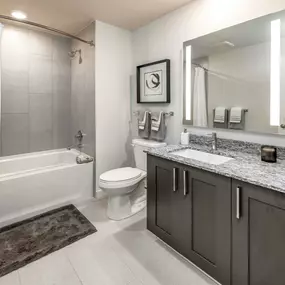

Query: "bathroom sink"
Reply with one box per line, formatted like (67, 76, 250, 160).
(171, 149, 233, 165)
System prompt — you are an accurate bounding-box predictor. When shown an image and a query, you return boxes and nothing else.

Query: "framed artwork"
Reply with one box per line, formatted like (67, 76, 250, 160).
(137, 59, 170, 103)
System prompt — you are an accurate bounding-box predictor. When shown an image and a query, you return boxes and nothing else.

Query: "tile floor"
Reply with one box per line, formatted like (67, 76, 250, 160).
(0, 199, 218, 285)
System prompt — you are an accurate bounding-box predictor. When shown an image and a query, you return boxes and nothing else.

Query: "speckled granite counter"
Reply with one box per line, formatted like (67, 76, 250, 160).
(147, 138, 285, 194)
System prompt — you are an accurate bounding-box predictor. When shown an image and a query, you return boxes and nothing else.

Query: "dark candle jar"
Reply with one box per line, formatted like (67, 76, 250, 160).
(261, 145, 277, 163)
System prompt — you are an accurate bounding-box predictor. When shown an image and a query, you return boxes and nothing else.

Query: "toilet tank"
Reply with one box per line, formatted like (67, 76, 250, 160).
(132, 139, 167, 171)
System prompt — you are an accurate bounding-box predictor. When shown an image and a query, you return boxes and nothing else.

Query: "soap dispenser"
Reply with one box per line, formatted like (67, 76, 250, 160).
(181, 129, 190, 145)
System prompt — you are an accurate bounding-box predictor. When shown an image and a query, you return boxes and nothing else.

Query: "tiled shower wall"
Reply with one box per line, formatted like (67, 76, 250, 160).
(0, 24, 72, 156)
(71, 23, 95, 157)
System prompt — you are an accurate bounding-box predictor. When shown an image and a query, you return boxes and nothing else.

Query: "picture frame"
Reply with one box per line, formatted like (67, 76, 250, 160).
(137, 59, 170, 103)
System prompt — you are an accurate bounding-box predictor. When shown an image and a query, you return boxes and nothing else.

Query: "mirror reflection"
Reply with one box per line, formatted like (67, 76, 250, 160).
(183, 10, 285, 135)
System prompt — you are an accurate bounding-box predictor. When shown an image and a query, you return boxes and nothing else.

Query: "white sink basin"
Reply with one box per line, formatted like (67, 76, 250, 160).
(171, 149, 233, 165)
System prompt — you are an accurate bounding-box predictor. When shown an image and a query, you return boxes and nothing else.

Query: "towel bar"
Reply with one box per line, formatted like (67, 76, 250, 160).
(133, 111, 174, 117)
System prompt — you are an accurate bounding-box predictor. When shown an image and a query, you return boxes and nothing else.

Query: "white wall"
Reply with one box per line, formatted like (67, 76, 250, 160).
(132, 0, 285, 146)
(95, 21, 133, 191)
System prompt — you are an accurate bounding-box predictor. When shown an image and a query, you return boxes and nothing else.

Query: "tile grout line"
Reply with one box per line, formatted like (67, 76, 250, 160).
(17, 270, 22, 285)
(109, 242, 145, 285)
(65, 251, 85, 285)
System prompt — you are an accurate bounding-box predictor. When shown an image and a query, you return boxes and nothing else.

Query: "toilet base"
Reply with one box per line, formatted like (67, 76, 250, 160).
(107, 180, 146, 221)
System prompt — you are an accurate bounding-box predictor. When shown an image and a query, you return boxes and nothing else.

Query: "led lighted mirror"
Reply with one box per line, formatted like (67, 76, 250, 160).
(184, 45, 192, 123)
(183, 10, 285, 135)
(270, 19, 281, 126)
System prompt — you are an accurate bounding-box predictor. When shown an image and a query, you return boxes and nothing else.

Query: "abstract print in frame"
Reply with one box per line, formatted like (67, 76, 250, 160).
(137, 59, 170, 103)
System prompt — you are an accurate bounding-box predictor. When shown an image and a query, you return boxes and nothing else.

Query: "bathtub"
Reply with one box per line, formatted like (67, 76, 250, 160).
(0, 149, 94, 227)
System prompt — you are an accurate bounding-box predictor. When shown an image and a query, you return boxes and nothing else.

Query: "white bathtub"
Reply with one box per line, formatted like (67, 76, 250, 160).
(0, 149, 94, 227)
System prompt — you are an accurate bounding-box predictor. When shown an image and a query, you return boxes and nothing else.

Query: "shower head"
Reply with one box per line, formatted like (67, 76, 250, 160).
(68, 49, 82, 64)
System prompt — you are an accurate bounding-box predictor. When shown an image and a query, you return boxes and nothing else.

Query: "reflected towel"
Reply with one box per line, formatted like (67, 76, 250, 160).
(230, 107, 242, 123)
(214, 107, 226, 123)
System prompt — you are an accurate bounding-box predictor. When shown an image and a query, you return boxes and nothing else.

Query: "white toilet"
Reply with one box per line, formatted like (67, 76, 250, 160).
(99, 139, 167, 220)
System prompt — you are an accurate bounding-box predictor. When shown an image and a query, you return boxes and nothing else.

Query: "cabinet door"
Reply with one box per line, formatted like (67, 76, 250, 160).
(147, 155, 191, 255)
(232, 180, 285, 285)
(187, 167, 231, 285)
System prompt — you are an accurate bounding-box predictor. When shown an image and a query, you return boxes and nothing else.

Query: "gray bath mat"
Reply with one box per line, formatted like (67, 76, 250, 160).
(0, 204, 97, 277)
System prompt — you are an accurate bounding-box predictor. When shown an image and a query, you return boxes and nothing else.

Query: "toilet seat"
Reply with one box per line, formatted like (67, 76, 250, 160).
(99, 167, 146, 189)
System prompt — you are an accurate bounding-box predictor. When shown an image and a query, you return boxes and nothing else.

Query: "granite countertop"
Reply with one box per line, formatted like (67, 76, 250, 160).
(147, 143, 285, 194)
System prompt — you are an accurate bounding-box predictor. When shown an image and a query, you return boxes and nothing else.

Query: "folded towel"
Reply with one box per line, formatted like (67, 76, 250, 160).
(138, 111, 151, 139)
(214, 107, 226, 123)
(151, 111, 163, 132)
(230, 107, 242, 123)
(150, 111, 167, 141)
(138, 111, 148, 130)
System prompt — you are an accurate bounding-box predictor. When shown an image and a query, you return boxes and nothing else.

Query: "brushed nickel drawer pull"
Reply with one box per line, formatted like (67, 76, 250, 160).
(173, 168, 177, 192)
(236, 186, 241, 219)
(183, 170, 188, 196)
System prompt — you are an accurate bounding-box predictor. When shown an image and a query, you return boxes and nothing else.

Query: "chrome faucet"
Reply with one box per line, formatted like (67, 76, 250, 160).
(67, 130, 86, 152)
(212, 132, 217, 151)
(207, 132, 217, 151)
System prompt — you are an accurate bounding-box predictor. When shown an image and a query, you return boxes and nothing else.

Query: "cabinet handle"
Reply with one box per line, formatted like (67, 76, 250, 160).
(236, 186, 241, 219)
(173, 168, 177, 192)
(183, 170, 188, 196)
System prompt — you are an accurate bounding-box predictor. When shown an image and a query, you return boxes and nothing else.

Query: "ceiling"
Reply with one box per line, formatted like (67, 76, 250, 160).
(0, 0, 192, 34)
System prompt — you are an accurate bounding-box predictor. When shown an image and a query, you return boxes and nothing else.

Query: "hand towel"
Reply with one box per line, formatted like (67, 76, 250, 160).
(138, 111, 148, 130)
(151, 111, 163, 131)
(138, 111, 151, 139)
(214, 107, 226, 123)
(150, 112, 167, 141)
(230, 107, 242, 123)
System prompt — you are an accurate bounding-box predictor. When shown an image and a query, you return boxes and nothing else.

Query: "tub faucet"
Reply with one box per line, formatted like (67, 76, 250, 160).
(67, 130, 86, 152)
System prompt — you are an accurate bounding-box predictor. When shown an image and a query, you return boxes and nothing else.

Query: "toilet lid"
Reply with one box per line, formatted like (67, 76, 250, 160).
(100, 167, 142, 183)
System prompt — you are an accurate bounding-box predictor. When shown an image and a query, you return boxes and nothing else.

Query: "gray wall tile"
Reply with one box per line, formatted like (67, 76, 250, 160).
(53, 91, 71, 148)
(2, 68, 29, 114)
(1, 114, 29, 156)
(53, 59, 71, 95)
(0, 24, 74, 156)
(1, 26, 29, 56)
(53, 37, 71, 62)
(29, 55, 52, 94)
(29, 30, 52, 57)
(1, 52, 29, 73)
(29, 93, 53, 151)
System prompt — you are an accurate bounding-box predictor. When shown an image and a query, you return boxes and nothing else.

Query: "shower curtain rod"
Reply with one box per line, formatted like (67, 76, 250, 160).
(0, 15, 95, 47)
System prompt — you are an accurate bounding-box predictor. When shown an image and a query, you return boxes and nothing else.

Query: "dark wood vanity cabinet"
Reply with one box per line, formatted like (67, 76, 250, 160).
(147, 155, 192, 257)
(147, 154, 285, 285)
(232, 180, 285, 285)
(188, 167, 231, 285)
(147, 155, 232, 285)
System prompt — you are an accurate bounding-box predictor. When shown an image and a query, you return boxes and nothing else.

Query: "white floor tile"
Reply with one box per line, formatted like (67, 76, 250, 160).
(0, 271, 20, 285)
(0, 199, 217, 285)
(18, 250, 82, 285)
(66, 237, 143, 285)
